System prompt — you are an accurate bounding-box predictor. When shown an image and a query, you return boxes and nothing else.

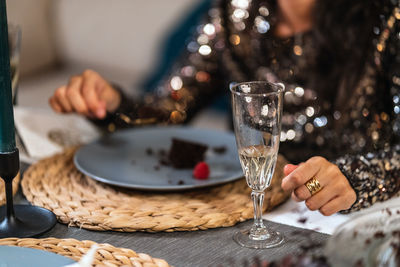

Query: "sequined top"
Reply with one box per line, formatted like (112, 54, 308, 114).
(98, 0, 400, 213)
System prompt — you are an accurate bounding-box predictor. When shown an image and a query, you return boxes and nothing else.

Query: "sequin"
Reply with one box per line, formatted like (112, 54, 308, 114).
(234, 22, 246, 31)
(305, 106, 315, 117)
(372, 131, 379, 141)
(107, 123, 116, 132)
(229, 34, 241, 45)
(203, 23, 216, 35)
(305, 123, 314, 133)
(198, 45, 212, 56)
(208, 8, 219, 18)
(333, 111, 341, 120)
(259, 6, 269, 16)
(313, 116, 327, 127)
(187, 41, 199, 53)
(358, 137, 366, 147)
(395, 8, 400, 20)
(286, 129, 296, 140)
(231, 0, 250, 9)
(293, 45, 303, 56)
(170, 110, 186, 123)
(380, 112, 389, 121)
(393, 76, 400, 85)
(197, 34, 209, 45)
(296, 114, 307, 125)
(181, 66, 195, 77)
(254, 16, 270, 33)
(233, 8, 247, 19)
(170, 76, 183, 90)
(280, 131, 287, 142)
(294, 87, 304, 97)
(316, 136, 324, 146)
(195, 71, 210, 82)
(257, 21, 270, 33)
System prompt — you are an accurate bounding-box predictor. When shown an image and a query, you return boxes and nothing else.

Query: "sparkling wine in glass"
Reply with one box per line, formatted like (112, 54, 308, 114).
(231, 81, 284, 249)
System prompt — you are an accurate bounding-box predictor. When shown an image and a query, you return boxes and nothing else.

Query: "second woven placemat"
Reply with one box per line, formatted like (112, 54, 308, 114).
(0, 237, 169, 267)
(22, 148, 289, 232)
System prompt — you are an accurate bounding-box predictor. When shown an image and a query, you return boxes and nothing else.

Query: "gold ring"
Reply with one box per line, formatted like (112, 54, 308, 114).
(305, 177, 322, 196)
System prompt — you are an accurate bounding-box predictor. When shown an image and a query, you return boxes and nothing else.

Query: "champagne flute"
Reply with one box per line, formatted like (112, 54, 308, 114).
(230, 81, 284, 249)
(8, 24, 21, 105)
(7, 25, 28, 155)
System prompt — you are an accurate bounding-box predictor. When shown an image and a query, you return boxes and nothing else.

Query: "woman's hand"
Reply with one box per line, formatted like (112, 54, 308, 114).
(49, 69, 121, 119)
(281, 156, 356, 216)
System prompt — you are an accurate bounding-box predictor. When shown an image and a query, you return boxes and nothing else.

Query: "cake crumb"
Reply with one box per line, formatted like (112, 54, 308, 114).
(212, 146, 227, 154)
(146, 148, 153, 155)
(374, 231, 385, 238)
(297, 217, 308, 224)
(158, 149, 166, 156)
(386, 208, 392, 216)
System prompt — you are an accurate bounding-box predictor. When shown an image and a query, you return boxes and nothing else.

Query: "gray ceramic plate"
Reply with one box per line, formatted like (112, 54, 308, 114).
(74, 127, 243, 191)
(0, 246, 75, 266)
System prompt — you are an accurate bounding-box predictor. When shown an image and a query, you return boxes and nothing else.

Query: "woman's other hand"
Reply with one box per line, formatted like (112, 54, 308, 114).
(49, 69, 121, 119)
(281, 157, 356, 216)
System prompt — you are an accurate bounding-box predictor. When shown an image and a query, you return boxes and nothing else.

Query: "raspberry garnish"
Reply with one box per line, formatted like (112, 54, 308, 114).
(193, 162, 210, 180)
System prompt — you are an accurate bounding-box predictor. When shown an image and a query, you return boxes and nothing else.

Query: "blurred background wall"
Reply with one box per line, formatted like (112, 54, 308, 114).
(7, 0, 55, 76)
(6, 0, 201, 86)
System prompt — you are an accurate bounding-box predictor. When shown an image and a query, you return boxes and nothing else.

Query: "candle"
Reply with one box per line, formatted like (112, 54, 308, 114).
(0, 0, 16, 153)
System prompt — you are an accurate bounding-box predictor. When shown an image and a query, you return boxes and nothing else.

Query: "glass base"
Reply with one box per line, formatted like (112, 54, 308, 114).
(233, 228, 284, 249)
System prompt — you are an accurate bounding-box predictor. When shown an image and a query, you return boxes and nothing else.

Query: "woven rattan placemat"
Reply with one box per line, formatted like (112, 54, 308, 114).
(0, 237, 169, 267)
(21, 148, 289, 232)
(0, 173, 20, 205)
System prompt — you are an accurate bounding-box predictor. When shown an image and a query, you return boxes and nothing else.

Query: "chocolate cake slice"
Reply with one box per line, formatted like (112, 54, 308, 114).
(168, 138, 208, 169)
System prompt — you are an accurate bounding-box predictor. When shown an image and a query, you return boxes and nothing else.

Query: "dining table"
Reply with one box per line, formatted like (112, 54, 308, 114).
(11, 162, 330, 267)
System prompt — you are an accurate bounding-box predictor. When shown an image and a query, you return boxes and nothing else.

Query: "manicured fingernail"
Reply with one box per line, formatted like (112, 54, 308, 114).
(96, 109, 105, 118)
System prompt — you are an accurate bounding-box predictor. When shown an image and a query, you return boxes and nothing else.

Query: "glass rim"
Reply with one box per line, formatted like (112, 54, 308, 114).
(8, 23, 22, 58)
(230, 81, 285, 97)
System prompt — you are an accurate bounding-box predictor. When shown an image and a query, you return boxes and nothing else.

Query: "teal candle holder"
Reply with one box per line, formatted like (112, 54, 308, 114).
(0, 0, 56, 238)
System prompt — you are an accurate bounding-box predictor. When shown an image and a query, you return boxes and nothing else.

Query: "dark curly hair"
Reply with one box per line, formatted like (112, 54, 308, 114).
(311, 0, 381, 108)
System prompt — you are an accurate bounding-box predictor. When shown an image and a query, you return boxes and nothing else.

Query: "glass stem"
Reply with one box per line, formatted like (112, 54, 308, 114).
(252, 191, 265, 228)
